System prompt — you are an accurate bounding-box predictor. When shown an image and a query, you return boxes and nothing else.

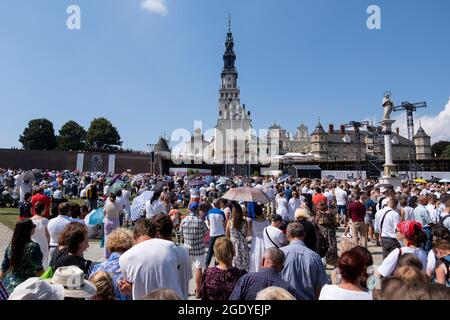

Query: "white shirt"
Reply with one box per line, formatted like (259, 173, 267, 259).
(319, 284, 373, 300)
(402, 206, 415, 221)
(288, 198, 301, 221)
(334, 188, 347, 206)
(174, 245, 192, 300)
(53, 189, 63, 200)
(265, 188, 276, 201)
(263, 225, 285, 249)
(276, 197, 289, 218)
(377, 247, 428, 277)
(122, 189, 131, 209)
(206, 208, 226, 237)
(374, 207, 400, 239)
(426, 204, 438, 224)
(104, 201, 122, 219)
(80, 188, 87, 198)
(144, 199, 166, 219)
(119, 238, 183, 300)
(324, 191, 334, 206)
(426, 249, 437, 277)
(47, 215, 72, 247)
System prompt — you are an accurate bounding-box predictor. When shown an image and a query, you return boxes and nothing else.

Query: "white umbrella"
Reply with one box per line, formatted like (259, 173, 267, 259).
(130, 191, 153, 221)
(439, 179, 450, 183)
(222, 187, 271, 203)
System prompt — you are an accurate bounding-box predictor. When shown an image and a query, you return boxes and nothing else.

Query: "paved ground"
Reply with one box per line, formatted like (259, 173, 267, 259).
(0, 222, 382, 299)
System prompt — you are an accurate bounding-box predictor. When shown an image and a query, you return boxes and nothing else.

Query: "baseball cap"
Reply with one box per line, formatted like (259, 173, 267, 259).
(189, 202, 199, 211)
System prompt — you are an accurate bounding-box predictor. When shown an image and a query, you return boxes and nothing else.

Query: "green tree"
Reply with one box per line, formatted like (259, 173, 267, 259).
(441, 145, 450, 158)
(431, 141, 450, 157)
(19, 118, 57, 150)
(57, 121, 86, 151)
(86, 117, 122, 150)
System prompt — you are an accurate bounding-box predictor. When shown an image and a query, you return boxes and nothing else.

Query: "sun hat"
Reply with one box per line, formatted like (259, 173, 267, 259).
(9, 277, 65, 300)
(45, 266, 97, 299)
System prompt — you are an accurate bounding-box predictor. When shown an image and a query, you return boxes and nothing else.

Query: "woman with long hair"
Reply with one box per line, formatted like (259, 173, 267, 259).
(31, 201, 50, 269)
(315, 201, 339, 266)
(226, 203, 250, 271)
(0, 219, 44, 293)
(249, 204, 270, 272)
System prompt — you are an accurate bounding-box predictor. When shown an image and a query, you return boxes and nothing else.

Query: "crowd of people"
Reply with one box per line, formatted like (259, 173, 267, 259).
(0, 167, 449, 300)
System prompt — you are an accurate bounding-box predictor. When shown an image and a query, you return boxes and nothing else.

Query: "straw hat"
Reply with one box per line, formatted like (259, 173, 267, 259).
(45, 266, 97, 299)
(9, 277, 65, 300)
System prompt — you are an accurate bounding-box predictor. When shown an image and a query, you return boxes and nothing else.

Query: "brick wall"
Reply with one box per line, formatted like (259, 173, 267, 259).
(0, 149, 151, 173)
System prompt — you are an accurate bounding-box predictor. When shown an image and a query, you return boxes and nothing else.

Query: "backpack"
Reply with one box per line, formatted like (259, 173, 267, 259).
(86, 187, 93, 200)
(439, 215, 450, 231)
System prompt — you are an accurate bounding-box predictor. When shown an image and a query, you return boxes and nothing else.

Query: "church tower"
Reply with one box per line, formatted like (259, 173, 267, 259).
(414, 125, 432, 160)
(310, 121, 328, 160)
(214, 16, 253, 170)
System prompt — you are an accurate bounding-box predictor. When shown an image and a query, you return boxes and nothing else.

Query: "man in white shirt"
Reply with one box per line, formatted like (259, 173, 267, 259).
(265, 186, 276, 214)
(334, 185, 348, 224)
(263, 214, 286, 249)
(47, 202, 72, 259)
(52, 187, 63, 200)
(374, 197, 401, 259)
(121, 187, 131, 223)
(426, 194, 438, 224)
(119, 216, 184, 300)
(205, 199, 226, 267)
(153, 214, 192, 299)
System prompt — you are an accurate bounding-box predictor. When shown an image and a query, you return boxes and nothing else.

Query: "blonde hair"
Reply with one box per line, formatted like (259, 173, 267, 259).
(294, 207, 311, 220)
(89, 271, 115, 300)
(214, 237, 234, 264)
(394, 266, 429, 285)
(142, 288, 181, 300)
(106, 228, 134, 253)
(255, 286, 296, 300)
(339, 238, 357, 255)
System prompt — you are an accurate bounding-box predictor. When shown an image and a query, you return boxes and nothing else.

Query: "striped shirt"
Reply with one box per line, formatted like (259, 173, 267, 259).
(180, 213, 208, 256)
(0, 280, 9, 300)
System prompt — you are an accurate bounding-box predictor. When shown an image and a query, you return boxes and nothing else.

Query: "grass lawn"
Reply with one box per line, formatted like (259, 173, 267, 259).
(0, 207, 19, 231)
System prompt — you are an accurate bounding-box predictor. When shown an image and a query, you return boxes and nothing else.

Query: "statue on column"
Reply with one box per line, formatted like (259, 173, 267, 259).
(382, 91, 394, 120)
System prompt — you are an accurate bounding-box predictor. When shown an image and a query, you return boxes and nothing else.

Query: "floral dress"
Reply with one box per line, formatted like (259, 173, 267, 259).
(230, 223, 250, 271)
(1, 241, 43, 293)
(201, 267, 246, 300)
(316, 210, 339, 266)
(89, 252, 129, 300)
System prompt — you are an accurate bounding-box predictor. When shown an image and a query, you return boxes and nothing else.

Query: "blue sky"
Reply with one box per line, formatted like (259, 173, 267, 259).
(0, 0, 449, 151)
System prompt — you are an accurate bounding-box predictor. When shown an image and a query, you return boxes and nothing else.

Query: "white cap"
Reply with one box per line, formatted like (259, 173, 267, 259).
(302, 187, 308, 194)
(9, 277, 65, 300)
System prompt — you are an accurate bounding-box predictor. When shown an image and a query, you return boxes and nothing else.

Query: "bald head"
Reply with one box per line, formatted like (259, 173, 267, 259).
(262, 248, 285, 272)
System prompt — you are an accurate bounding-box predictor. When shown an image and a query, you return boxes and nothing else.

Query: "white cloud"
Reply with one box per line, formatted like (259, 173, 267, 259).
(393, 97, 450, 143)
(141, 0, 168, 15)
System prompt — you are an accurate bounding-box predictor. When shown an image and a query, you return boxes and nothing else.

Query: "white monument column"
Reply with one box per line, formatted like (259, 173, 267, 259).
(379, 92, 402, 187)
(381, 119, 396, 177)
